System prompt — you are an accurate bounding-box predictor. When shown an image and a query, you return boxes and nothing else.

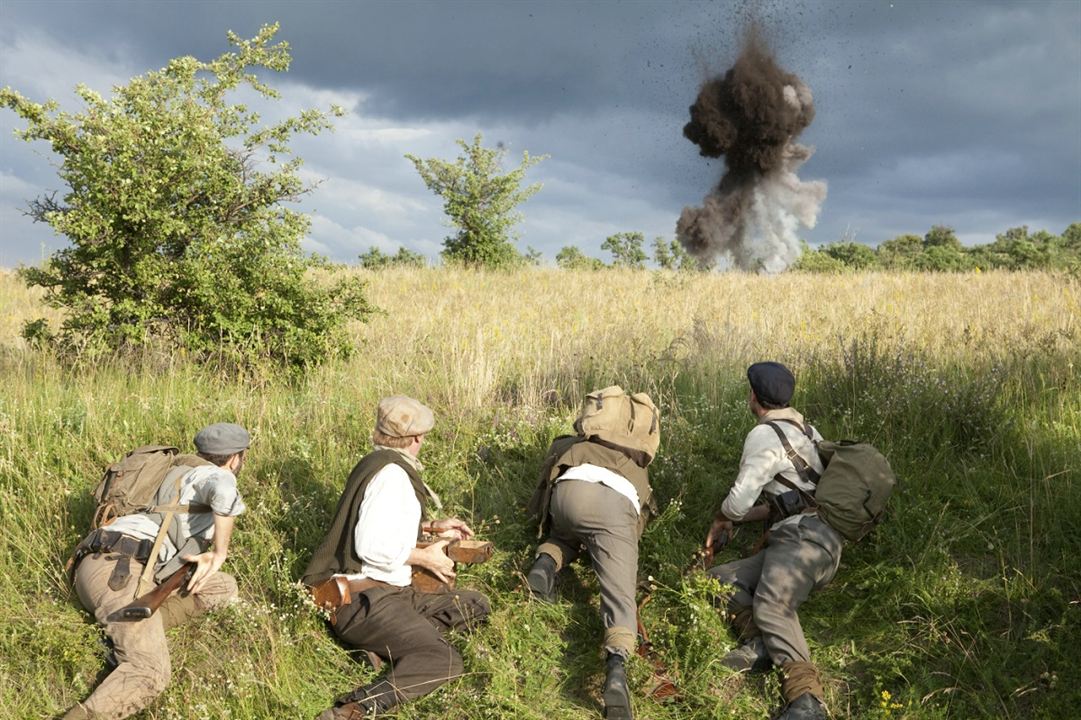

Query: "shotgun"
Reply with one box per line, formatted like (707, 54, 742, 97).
(111, 562, 195, 621)
(412, 538, 494, 593)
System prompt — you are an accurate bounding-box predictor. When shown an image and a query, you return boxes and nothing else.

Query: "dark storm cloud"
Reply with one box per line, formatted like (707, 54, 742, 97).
(1, 0, 1078, 266)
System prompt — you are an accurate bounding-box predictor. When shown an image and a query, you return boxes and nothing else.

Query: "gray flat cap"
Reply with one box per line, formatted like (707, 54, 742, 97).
(194, 422, 251, 455)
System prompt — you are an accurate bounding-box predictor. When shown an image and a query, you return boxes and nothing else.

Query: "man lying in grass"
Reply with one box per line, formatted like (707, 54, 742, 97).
(703, 362, 839, 720)
(303, 395, 490, 719)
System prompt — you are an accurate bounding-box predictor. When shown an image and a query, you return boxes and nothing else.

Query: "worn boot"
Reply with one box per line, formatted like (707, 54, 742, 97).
(603, 652, 633, 719)
(60, 703, 93, 720)
(526, 553, 558, 602)
(315, 680, 400, 719)
(720, 635, 772, 674)
(775, 693, 827, 720)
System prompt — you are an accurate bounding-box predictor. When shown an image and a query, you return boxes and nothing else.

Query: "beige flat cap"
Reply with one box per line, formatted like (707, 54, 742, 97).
(376, 395, 435, 438)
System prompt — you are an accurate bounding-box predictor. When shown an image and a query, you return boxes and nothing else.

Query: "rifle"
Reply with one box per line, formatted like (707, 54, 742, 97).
(110, 562, 195, 621)
(635, 527, 731, 700)
(412, 538, 494, 593)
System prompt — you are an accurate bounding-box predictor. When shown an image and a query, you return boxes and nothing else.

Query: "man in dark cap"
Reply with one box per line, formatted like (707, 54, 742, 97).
(702, 362, 841, 720)
(304, 396, 490, 720)
(63, 422, 251, 720)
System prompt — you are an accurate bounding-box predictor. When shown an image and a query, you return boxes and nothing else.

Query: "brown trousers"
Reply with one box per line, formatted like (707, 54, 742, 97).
(331, 583, 490, 704)
(69, 552, 237, 719)
(537, 479, 640, 657)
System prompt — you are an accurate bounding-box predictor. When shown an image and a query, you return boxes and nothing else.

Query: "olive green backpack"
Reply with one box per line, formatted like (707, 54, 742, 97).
(766, 422, 896, 541)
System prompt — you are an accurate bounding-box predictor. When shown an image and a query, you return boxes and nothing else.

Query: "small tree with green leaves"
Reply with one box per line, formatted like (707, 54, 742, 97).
(359, 246, 427, 269)
(653, 236, 700, 271)
(556, 245, 605, 270)
(602, 232, 648, 269)
(2, 24, 372, 369)
(405, 134, 546, 268)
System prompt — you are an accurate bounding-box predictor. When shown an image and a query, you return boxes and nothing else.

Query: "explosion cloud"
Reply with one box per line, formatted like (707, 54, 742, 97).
(678, 27, 827, 273)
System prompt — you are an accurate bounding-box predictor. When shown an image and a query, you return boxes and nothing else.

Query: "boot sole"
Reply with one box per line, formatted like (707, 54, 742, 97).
(603, 686, 633, 719)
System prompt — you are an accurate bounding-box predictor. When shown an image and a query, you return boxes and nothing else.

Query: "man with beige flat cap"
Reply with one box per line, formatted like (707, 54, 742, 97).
(304, 395, 490, 720)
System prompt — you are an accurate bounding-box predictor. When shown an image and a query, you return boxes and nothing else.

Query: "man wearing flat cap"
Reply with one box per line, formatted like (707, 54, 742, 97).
(304, 396, 490, 720)
(63, 423, 251, 720)
(702, 362, 841, 720)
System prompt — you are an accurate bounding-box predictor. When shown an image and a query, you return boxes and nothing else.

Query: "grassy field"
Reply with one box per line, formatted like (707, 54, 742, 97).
(1, 267, 1078, 719)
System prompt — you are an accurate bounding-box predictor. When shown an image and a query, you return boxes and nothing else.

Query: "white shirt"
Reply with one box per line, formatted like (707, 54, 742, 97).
(106, 464, 246, 564)
(342, 462, 421, 586)
(556, 463, 641, 514)
(721, 408, 824, 529)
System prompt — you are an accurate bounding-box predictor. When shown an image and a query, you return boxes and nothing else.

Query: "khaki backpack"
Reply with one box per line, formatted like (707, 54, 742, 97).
(89, 445, 211, 593)
(766, 422, 896, 542)
(574, 386, 660, 465)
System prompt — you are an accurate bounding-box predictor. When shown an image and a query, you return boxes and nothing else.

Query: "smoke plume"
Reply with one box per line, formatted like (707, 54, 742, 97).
(678, 27, 826, 273)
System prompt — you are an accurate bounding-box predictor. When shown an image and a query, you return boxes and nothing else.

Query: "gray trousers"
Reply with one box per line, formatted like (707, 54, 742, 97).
(537, 480, 640, 656)
(708, 514, 843, 665)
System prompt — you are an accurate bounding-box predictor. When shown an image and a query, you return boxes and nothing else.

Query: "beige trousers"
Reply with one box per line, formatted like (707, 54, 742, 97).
(70, 552, 237, 719)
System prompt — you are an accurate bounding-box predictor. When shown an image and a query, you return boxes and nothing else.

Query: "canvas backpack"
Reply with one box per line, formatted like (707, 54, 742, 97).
(89, 445, 211, 592)
(766, 421, 896, 542)
(574, 386, 660, 465)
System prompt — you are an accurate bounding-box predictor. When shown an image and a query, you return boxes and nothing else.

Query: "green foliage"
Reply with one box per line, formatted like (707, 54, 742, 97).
(358, 246, 427, 270)
(2, 24, 371, 369)
(406, 133, 547, 269)
(923, 224, 963, 250)
(652, 236, 699, 271)
(791, 248, 847, 273)
(876, 234, 923, 270)
(523, 246, 544, 267)
(824, 241, 877, 269)
(794, 223, 1081, 273)
(601, 231, 648, 269)
(555, 245, 605, 270)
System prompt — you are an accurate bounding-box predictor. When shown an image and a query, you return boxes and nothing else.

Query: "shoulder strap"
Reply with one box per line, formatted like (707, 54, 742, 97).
(766, 422, 821, 485)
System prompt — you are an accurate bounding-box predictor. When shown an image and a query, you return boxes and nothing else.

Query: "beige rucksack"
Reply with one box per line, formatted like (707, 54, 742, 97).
(574, 386, 661, 465)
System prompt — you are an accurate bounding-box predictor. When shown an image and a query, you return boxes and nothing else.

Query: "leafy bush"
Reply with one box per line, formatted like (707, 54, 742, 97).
(555, 245, 605, 270)
(358, 246, 427, 269)
(2, 24, 372, 369)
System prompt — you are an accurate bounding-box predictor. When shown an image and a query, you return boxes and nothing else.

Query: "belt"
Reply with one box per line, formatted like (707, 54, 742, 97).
(310, 576, 392, 619)
(71, 529, 156, 591)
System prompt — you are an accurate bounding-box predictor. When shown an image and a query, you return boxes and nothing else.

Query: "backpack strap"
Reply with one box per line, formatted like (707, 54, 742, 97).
(766, 422, 821, 485)
(134, 464, 211, 595)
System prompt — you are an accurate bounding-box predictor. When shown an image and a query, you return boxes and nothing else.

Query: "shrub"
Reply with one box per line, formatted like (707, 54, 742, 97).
(3, 24, 372, 369)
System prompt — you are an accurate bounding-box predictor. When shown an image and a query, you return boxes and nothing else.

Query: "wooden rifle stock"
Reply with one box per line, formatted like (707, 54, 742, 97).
(412, 538, 494, 593)
(112, 562, 195, 621)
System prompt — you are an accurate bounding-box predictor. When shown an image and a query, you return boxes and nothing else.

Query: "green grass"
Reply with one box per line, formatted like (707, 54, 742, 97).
(0, 269, 1078, 719)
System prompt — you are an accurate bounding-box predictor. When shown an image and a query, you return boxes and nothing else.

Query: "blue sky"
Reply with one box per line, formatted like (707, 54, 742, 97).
(1, 0, 1079, 266)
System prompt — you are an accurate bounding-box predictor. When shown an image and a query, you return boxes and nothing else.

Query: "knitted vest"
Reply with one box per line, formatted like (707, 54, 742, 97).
(302, 449, 429, 586)
(528, 436, 656, 538)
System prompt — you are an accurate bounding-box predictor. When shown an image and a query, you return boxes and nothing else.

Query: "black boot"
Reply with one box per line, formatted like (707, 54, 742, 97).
(526, 553, 558, 602)
(603, 652, 633, 719)
(775, 693, 827, 720)
(316, 680, 400, 719)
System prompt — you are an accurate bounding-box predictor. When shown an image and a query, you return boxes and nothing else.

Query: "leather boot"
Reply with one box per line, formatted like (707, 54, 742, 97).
(603, 652, 633, 719)
(775, 693, 827, 720)
(60, 704, 92, 720)
(720, 635, 772, 674)
(526, 553, 558, 602)
(315, 680, 400, 719)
